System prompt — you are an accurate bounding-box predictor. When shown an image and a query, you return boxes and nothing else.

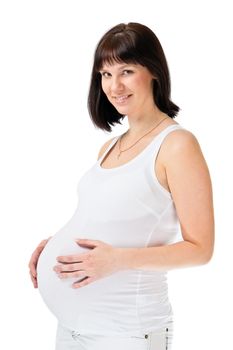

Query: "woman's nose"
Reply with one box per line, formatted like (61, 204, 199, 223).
(110, 77, 124, 92)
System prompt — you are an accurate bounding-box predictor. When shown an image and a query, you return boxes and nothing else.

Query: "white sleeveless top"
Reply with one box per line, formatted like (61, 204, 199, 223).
(37, 124, 183, 336)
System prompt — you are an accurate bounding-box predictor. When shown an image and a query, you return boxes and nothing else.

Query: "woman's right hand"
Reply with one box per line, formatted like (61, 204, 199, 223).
(28, 236, 52, 288)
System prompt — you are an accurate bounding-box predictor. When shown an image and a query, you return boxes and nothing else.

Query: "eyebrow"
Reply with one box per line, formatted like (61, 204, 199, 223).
(100, 64, 136, 72)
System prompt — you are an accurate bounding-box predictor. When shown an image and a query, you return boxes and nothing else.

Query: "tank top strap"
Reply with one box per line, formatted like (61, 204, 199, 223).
(98, 124, 184, 166)
(148, 124, 184, 151)
(98, 136, 119, 162)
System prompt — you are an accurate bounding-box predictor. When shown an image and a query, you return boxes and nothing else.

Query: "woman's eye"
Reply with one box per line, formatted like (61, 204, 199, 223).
(100, 70, 133, 78)
(122, 70, 133, 75)
(101, 72, 111, 78)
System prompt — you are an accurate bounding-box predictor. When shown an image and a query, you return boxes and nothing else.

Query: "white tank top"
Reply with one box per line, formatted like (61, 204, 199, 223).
(37, 123, 183, 336)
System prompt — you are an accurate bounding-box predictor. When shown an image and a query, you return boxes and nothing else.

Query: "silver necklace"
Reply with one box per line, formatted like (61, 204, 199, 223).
(117, 116, 169, 159)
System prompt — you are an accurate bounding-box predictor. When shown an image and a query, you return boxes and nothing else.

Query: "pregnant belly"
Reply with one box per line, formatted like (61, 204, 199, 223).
(37, 229, 91, 323)
(36, 223, 130, 330)
(36, 213, 152, 329)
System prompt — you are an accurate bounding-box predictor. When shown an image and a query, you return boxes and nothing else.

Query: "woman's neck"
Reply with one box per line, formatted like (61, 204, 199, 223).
(126, 111, 168, 139)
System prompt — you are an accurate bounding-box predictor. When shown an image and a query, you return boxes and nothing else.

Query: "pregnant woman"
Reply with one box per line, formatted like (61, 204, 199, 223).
(28, 22, 215, 350)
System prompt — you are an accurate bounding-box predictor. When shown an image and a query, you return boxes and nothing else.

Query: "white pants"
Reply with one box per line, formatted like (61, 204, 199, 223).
(55, 320, 174, 350)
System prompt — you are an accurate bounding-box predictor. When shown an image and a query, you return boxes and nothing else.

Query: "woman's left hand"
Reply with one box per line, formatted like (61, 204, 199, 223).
(53, 239, 123, 288)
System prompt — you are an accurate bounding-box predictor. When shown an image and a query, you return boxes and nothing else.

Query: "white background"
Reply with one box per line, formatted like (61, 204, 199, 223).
(0, 0, 232, 349)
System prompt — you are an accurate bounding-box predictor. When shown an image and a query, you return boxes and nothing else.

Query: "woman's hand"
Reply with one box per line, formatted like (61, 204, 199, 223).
(53, 239, 123, 289)
(28, 236, 52, 288)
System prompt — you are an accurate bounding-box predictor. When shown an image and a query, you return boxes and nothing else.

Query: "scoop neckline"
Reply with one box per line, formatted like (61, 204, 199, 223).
(97, 123, 181, 172)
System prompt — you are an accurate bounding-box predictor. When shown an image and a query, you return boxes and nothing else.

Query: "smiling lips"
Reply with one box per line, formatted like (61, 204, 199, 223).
(114, 94, 132, 103)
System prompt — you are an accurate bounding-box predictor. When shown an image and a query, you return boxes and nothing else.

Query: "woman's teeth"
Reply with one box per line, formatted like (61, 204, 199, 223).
(115, 95, 131, 103)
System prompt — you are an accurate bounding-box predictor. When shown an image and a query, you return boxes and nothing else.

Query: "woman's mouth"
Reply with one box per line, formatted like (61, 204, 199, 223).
(114, 94, 132, 104)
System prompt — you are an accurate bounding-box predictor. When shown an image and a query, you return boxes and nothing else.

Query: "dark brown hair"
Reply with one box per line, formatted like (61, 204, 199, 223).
(87, 22, 180, 132)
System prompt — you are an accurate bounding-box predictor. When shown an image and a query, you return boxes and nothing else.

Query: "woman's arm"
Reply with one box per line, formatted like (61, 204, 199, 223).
(118, 130, 215, 271)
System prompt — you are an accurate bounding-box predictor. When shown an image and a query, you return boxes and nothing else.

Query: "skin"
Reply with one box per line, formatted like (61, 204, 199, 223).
(28, 62, 214, 289)
(28, 237, 52, 288)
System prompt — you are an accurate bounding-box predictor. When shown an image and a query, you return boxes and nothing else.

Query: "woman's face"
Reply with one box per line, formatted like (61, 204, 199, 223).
(99, 61, 156, 117)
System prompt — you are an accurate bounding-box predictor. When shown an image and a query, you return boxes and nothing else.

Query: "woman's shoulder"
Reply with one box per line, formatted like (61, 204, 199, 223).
(165, 124, 200, 150)
(97, 136, 117, 160)
(159, 124, 203, 165)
